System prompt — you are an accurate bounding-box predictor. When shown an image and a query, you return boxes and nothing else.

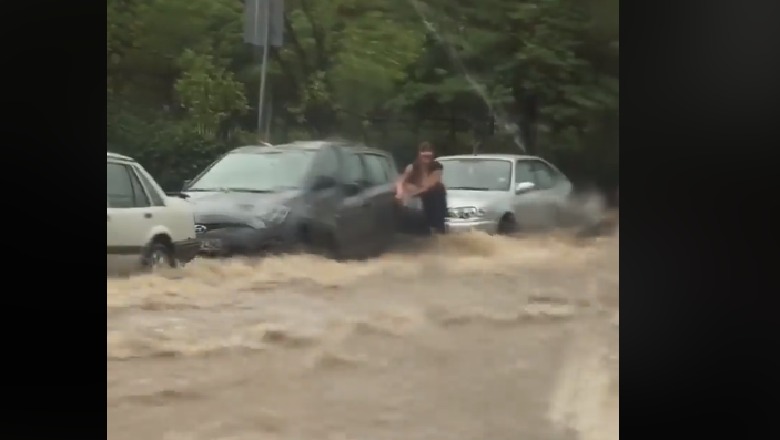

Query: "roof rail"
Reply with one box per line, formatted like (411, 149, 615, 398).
(107, 151, 134, 161)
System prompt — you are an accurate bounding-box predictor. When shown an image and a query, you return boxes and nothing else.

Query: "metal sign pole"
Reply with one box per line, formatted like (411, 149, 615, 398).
(257, 0, 271, 139)
(244, 0, 284, 142)
(264, 90, 273, 140)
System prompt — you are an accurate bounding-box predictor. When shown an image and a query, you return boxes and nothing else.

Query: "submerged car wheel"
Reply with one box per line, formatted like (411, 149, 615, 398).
(323, 231, 346, 260)
(146, 242, 177, 270)
(297, 225, 343, 259)
(497, 213, 518, 235)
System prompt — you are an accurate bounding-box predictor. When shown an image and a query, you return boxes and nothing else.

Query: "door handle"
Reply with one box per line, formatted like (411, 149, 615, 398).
(144, 213, 153, 219)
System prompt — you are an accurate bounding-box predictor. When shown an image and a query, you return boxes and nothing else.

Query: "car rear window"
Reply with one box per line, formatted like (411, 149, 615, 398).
(362, 154, 393, 185)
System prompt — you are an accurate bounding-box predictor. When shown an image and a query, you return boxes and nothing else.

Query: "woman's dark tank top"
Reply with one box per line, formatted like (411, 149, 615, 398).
(406, 160, 446, 194)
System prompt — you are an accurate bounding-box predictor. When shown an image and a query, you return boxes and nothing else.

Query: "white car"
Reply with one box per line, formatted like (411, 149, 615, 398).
(439, 154, 574, 234)
(107, 152, 199, 274)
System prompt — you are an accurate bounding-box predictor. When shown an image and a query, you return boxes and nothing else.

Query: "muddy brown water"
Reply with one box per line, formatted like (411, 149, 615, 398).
(108, 229, 618, 440)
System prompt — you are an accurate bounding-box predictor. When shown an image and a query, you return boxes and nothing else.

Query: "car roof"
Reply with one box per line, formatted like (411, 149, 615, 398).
(437, 153, 542, 161)
(107, 151, 135, 162)
(229, 141, 388, 155)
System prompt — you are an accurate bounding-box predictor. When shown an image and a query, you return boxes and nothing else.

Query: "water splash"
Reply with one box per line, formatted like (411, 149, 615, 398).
(406, 0, 526, 152)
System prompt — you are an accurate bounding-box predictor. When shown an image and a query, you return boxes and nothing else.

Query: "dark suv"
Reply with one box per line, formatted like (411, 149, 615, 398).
(183, 141, 402, 259)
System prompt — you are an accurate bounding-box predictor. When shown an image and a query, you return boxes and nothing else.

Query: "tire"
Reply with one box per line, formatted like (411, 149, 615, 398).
(298, 225, 343, 260)
(145, 242, 176, 270)
(378, 217, 397, 255)
(552, 204, 567, 229)
(323, 231, 346, 260)
(497, 213, 518, 235)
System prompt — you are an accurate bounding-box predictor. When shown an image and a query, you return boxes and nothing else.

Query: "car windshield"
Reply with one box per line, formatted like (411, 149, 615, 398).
(188, 150, 314, 192)
(440, 159, 512, 191)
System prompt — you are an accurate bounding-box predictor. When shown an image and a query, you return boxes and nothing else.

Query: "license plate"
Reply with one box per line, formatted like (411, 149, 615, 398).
(200, 239, 223, 251)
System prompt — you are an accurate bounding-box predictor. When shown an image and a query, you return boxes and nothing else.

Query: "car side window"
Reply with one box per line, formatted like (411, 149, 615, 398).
(382, 156, 399, 181)
(107, 162, 150, 208)
(107, 162, 134, 208)
(132, 166, 165, 206)
(129, 168, 151, 207)
(514, 160, 535, 184)
(314, 147, 340, 180)
(362, 154, 390, 186)
(342, 152, 366, 185)
(531, 161, 555, 190)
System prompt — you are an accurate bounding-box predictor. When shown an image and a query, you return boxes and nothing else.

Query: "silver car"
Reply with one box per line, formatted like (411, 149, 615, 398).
(439, 154, 573, 234)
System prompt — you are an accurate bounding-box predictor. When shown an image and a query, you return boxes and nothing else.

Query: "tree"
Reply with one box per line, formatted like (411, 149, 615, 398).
(107, 0, 619, 192)
(268, 0, 426, 135)
(391, 0, 618, 154)
(174, 49, 249, 137)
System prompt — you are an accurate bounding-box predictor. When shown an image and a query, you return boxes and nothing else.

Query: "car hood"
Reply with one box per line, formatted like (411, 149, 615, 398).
(184, 190, 302, 223)
(446, 190, 509, 209)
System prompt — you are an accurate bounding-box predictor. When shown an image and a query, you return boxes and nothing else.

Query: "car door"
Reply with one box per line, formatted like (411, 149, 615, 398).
(529, 160, 563, 227)
(361, 153, 397, 242)
(512, 159, 547, 229)
(132, 163, 194, 242)
(107, 160, 154, 273)
(336, 150, 372, 252)
(305, 146, 344, 245)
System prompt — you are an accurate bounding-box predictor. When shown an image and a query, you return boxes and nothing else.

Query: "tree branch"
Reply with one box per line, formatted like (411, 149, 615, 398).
(270, 46, 302, 105)
(283, 14, 312, 78)
(299, 0, 329, 70)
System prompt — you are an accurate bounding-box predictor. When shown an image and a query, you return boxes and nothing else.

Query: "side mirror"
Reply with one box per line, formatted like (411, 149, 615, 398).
(311, 175, 337, 191)
(515, 181, 535, 194)
(182, 179, 192, 191)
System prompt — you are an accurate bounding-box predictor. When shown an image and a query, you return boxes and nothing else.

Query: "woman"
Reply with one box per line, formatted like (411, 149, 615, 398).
(395, 142, 448, 234)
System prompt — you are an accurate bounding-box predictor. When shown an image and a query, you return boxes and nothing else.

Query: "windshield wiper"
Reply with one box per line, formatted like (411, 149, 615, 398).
(266, 185, 299, 191)
(186, 187, 226, 192)
(187, 186, 298, 194)
(447, 186, 492, 191)
(186, 187, 273, 193)
(222, 187, 275, 193)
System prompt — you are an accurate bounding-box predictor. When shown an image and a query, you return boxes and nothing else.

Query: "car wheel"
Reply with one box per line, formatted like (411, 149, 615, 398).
(146, 242, 177, 270)
(371, 216, 396, 256)
(497, 213, 518, 235)
(552, 204, 568, 229)
(323, 231, 346, 260)
(298, 225, 344, 260)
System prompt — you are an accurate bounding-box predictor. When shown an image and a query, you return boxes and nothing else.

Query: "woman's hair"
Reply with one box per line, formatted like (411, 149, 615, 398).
(418, 141, 434, 153)
(406, 141, 435, 185)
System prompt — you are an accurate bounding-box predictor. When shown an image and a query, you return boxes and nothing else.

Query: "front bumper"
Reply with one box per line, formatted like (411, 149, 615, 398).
(197, 225, 293, 257)
(173, 238, 200, 264)
(445, 218, 498, 234)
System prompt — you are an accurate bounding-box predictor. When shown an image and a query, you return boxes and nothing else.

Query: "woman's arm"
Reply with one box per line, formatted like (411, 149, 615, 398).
(395, 164, 413, 197)
(423, 169, 442, 188)
(409, 162, 443, 196)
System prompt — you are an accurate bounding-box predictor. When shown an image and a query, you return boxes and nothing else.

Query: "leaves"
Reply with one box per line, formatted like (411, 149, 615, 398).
(174, 49, 249, 138)
(108, 0, 619, 189)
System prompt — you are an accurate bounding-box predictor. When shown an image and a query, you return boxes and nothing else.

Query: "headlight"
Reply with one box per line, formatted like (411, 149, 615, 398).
(448, 206, 486, 219)
(252, 205, 291, 228)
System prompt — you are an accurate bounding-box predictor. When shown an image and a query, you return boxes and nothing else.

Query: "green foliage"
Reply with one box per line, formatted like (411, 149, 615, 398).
(108, 0, 619, 190)
(107, 105, 240, 190)
(271, 0, 426, 133)
(174, 49, 249, 137)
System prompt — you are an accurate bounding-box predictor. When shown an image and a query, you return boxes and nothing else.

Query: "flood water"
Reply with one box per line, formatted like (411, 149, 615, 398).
(107, 229, 618, 440)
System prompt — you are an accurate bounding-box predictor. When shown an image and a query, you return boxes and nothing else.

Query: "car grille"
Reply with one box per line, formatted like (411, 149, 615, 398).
(448, 209, 468, 219)
(195, 223, 245, 235)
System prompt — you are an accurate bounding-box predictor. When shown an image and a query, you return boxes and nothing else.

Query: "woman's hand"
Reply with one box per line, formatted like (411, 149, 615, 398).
(405, 184, 424, 197)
